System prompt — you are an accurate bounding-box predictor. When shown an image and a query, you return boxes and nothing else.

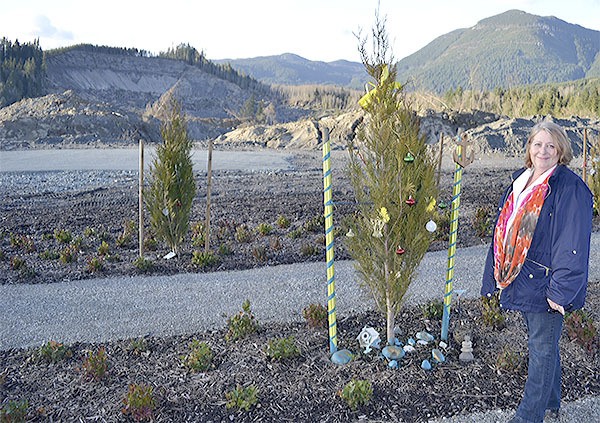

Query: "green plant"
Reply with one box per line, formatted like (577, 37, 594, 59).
(16, 235, 35, 253)
(269, 237, 282, 251)
(9, 256, 25, 271)
(116, 220, 135, 248)
(256, 222, 273, 236)
(225, 385, 259, 411)
(145, 100, 196, 255)
(234, 225, 252, 243)
(36, 340, 72, 363)
(133, 256, 154, 273)
(83, 226, 96, 238)
(303, 215, 324, 233)
(82, 347, 108, 381)
(473, 206, 492, 238)
(252, 245, 267, 263)
(182, 340, 213, 372)
(480, 292, 506, 330)
(39, 249, 59, 260)
(495, 346, 523, 373)
(433, 209, 451, 242)
(339, 379, 373, 411)
(87, 256, 104, 273)
(302, 303, 328, 328)
(0, 399, 28, 422)
(97, 240, 110, 256)
(300, 243, 319, 257)
(143, 235, 158, 251)
(226, 300, 259, 342)
(276, 215, 290, 229)
(287, 227, 304, 239)
(59, 244, 78, 264)
(122, 383, 156, 422)
(54, 228, 72, 244)
(218, 243, 232, 256)
(265, 336, 300, 360)
(565, 309, 599, 354)
(421, 299, 444, 320)
(128, 338, 149, 356)
(192, 250, 219, 268)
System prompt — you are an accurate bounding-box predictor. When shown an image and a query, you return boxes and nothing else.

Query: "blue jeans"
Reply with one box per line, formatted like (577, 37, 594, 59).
(514, 311, 564, 422)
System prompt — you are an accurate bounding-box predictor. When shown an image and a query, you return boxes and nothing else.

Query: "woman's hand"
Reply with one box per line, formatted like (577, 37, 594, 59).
(547, 298, 565, 315)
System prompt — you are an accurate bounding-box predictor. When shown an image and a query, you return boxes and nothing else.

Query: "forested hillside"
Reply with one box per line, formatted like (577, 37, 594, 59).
(0, 38, 45, 107)
(395, 10, 599, 93)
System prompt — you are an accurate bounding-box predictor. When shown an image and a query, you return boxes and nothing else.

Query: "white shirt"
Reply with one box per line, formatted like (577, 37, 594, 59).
(505, 165, 557, 237)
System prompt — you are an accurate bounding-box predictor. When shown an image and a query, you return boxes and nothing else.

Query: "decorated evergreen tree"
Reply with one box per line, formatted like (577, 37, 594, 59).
(345, 13, 439, 345)
(145, 100, 196, 255)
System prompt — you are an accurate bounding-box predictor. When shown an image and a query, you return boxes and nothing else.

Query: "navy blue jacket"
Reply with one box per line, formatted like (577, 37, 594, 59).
(481, 165, 593, 312)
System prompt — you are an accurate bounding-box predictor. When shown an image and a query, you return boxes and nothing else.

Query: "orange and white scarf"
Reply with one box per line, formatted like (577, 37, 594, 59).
(493, 169, 554, 289)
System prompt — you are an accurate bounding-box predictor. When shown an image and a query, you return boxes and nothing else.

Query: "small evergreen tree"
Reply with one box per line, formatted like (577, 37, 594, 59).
(346, 11, 438, 345)
(145, 100, 196, 254)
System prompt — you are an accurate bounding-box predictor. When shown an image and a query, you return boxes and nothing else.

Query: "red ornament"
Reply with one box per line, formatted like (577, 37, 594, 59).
(396, 247, 405, 255)
(405, 196, 416, 206)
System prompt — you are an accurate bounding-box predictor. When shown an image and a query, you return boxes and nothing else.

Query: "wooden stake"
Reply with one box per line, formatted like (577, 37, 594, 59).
(204, 139, 213, 253)
(583, 128, 588, 184)
(139, 139, 144, 258)
(436, 133, 445, 188)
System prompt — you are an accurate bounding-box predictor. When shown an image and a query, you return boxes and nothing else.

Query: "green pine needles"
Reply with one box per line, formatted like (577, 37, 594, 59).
(346, 12, 438, 345)
(145, 100, 196, 255)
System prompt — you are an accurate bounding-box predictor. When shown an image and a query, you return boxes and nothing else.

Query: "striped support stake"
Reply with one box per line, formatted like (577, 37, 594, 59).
(441, 131, 474, 341)
(322, 128, 338, 354)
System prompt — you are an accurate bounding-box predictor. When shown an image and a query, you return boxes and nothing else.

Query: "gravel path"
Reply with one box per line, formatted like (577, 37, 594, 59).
(2, 235, 599, 351)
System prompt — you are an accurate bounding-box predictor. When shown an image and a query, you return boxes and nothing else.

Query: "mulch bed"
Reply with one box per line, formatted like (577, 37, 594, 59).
(1, 281, 600, 422)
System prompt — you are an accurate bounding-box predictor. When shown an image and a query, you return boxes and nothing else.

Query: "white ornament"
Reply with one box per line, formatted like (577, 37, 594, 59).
(357, 326, 381, 354)
(426, 220, 437, 232)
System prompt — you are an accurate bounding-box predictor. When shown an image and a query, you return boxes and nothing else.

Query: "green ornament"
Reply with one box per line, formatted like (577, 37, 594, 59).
(403, 152, 415, 163)
(438, 201, 448, 209)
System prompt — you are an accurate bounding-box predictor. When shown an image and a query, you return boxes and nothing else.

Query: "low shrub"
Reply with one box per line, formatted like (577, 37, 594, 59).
(181, 340, 213, 372)
(421, 299, 444, 320)
(54, 229, 72, 244)
(225, 385, 258, 411)
(226, 300, 259, 342)
(495, 346, 523, 373)
(265, 336, 300, 360)
(35, 340, 72, 363)
(122, 383, 156, 422)
(82, 347, 108, 381)
(302, 303, 328, 328)
(339, 379, 373, 410)
(192, 250, 219, 268)
(0, 399, 28, 422)
(133, 256, 153, 273)
(480, 292, 506, 330)
(256, 222, 273, 236)
(276, 215, 290, 229)
(565, 309, 598, 354)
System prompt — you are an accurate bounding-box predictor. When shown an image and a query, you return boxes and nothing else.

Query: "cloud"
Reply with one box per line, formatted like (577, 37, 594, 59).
(33, 15, 74, 44)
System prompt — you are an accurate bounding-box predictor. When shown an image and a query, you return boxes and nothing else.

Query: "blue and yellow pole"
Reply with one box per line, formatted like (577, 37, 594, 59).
(322, 128, 337, 354)
(441, 131, 474, 341)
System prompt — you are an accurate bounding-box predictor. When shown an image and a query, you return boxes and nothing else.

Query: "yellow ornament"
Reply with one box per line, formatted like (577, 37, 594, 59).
(426, 198, 436, 213)
(379, 207, 390, 223)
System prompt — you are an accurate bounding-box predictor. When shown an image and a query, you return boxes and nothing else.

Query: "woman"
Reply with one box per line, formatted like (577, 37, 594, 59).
(481, 121, 593, 423)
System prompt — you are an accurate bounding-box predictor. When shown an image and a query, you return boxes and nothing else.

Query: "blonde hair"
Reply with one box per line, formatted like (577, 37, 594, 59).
(524, 121, 573, 168)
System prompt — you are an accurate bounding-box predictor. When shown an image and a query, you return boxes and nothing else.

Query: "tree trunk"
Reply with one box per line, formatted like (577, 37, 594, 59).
(386, 294, 395, 345)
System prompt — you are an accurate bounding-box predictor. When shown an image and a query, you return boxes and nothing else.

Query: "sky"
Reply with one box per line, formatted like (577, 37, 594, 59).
(1, 0, 599, 63)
